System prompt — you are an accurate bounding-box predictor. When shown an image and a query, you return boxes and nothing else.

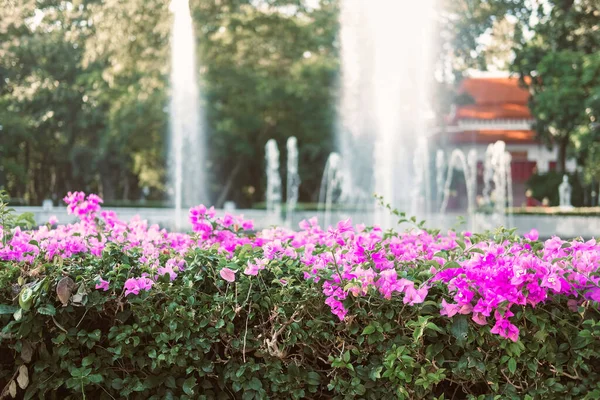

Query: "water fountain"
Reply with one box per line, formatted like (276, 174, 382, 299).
(169, 0, 206, 229)
(435, 150, 445, 210)
(285, 137, 301, 227)
(411, 138, 432, 217)
(318, 153, 344, 227)
(265, 139, 282, 222)
(337, 1, 436, 226)
(478, 141, 513, 227)
(482, 144, 494, 206)
(438, 149, 478, 223)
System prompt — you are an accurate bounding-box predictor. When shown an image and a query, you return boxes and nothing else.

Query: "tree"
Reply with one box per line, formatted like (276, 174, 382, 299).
(512, 0, 600, 172)
(0, 0, 339, 207)
(0, 0, 103, 204)
(194, 0, 338, 206)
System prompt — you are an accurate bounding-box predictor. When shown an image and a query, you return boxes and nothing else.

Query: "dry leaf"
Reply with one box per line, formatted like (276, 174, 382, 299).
(8, 380, 17, 398)
(16, 365, 28, 389)
(11, 284, 20, 297)
(56, 277, 75, 306)
(28, 266, 42, 277)
(20, 340, 33, 363)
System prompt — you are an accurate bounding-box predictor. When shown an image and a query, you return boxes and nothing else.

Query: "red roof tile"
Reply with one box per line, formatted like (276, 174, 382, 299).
(448, 129, 537, 144)
(454, 77, 532, 121)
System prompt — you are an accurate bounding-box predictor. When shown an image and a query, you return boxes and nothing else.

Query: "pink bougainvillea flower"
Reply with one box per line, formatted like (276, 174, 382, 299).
(540, 273, 562, 292)
(242, 219, 254, 231)
(490, 319, 520, 342)
(157, 264, 178, 281)
(222, 213, 234, 228)
(48, 216, 59, 225)
(124, 278, 141, 296)
(440, 299, 461, 318)
(244, 261, 260, 276)
(124, 277, 154, 296)
(244, 258, 268, 276)
(472, 312, 487, 326)
(524, 229, 539, 241)
(95, 278, 109, 291)
(585, 287, 600, 303)
(220, 267, 236, 283)
(403, 285, 428, 305)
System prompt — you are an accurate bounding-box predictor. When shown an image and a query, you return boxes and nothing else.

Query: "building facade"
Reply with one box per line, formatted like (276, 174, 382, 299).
(440, 75, 576, 207)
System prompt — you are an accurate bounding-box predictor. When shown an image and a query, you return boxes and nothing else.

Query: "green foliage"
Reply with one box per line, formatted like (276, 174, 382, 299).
(2, 241, 600, 398)
(527, 172, 584, 207)
(511, 0, 600, 172)
(0, 0, 337, 206)
(195, 0, 338, 206)
(0, 191, 35, 243)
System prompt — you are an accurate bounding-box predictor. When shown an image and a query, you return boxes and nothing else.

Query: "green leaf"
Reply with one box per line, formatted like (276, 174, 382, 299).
(88, 374, 103, 383)
(450, 316, 469, 345)
(306, 372, 320, 386)
(579, 329, 592, 338)
(182, 377, 196, 395)
(444, 261, 461, 269)
(413, 325, 425, 342)
(468, 248, 485, 254)
(425, 322, 444, 333)
(82, 356, 95, 367)
(248, 377, 262, 391)
(508, 358, 517, 374)
(370, 366, 383, 380)
(342, 350, 350, 363)
(52, 333, 67, 344)
(0, 304, 19, 315)
(37, 304, 56, 316)
(19, 287, 34, 311)
(165, 376, 176, 389)
(362, 325, 376, 335)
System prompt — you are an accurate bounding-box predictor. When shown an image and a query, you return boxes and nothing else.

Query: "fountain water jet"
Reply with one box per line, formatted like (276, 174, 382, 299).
(411, 138, 432, 217)
(169, 0, 206, 229)
(337, 1, 436, 227)
(439, 149, 477, 224)
(318, 153, 344, 228)
(435, 150, 445, 209)
(265, 139, 282, 221)
(478, 141, 513, 227)
(285, 137, 301, 227)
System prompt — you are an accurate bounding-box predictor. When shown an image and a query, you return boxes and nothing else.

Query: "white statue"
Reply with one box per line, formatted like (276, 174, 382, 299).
(558, 175, 573, 209)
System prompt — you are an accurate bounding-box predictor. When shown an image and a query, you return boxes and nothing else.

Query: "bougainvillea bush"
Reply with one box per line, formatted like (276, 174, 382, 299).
(2, 192, 600, 399)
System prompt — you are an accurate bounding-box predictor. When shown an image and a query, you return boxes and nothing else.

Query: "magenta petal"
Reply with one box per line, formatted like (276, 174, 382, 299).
(220, 267, 236, 283)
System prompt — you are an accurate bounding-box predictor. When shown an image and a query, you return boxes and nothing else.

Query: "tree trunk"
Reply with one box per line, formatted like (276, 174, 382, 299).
(101, 175, 116, 202)
(557, 136, 569, 173)
(215, 160, 243, 208)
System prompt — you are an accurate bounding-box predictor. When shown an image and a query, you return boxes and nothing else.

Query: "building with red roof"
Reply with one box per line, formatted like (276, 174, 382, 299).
(440, 73, 576, 207)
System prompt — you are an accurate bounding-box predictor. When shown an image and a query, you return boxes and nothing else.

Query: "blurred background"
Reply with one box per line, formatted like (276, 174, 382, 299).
(0, 0, 598, 218)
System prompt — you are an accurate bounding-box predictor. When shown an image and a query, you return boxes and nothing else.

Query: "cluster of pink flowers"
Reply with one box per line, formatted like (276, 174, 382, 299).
(2, 192, 600, 342)
(64, 192, 103, 221)
(124, 276, 155, 296)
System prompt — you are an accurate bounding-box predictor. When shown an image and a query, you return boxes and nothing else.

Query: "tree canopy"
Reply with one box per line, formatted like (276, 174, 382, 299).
(1, 0, 338, 207)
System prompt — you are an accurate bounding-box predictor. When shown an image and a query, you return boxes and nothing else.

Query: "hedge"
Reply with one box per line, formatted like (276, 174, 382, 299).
(1, 192, 600, 399)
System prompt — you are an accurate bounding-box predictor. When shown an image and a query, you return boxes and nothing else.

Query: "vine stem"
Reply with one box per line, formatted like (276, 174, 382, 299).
(331, 250, 345, 284)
